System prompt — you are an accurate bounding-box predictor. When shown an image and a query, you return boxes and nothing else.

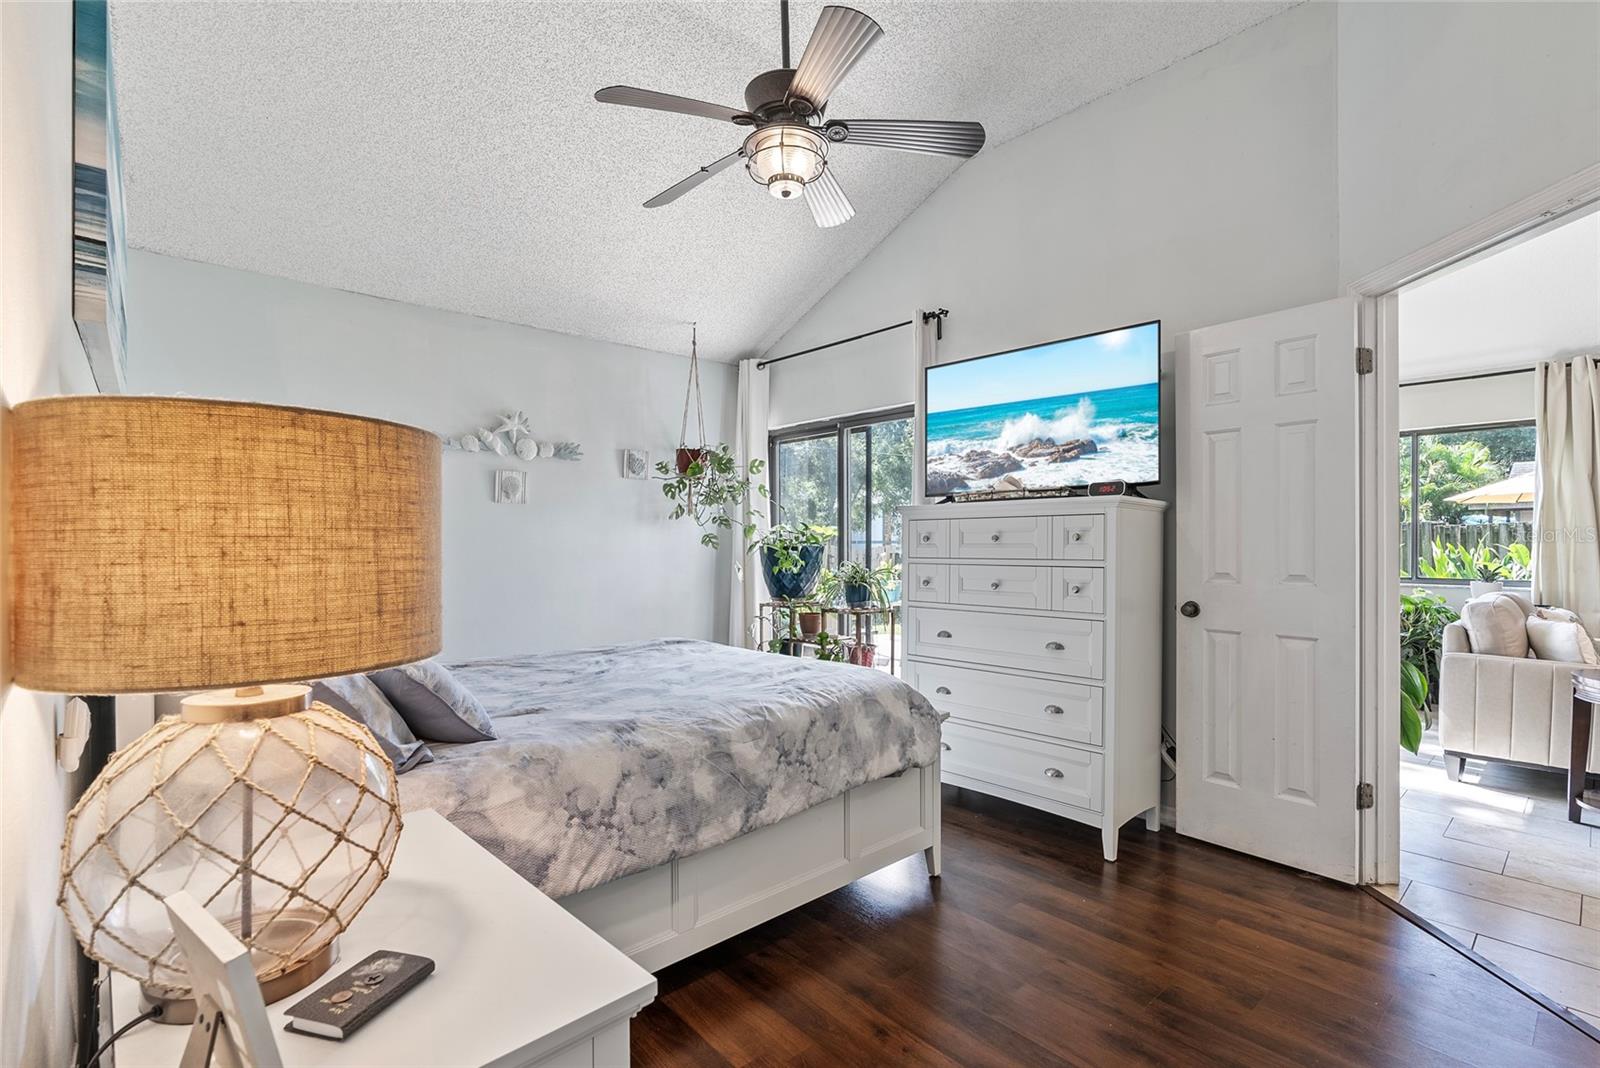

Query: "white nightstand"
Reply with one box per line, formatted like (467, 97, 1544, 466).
(109, 809, 657, 1067)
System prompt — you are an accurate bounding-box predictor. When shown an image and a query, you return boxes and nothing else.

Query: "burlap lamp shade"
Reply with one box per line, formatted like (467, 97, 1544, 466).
(9, 395, 441, 1013)
(9, 395, 442, 693)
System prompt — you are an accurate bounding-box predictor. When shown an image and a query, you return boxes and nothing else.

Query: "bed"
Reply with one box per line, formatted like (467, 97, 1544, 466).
(397, 638, 945, 970)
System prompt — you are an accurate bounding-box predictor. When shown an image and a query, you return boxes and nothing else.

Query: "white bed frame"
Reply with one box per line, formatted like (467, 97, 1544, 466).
(559, 758, 941, 971)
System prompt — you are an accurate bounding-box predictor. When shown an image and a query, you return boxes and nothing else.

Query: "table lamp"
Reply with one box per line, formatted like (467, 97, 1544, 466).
(7, 396, 441, 1021)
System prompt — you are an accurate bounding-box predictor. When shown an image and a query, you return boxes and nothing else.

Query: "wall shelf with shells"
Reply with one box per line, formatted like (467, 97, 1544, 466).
(443, 410, 582, 463)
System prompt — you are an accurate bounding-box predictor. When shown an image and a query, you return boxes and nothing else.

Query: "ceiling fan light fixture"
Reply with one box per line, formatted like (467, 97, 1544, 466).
(743, 123, 827, 199)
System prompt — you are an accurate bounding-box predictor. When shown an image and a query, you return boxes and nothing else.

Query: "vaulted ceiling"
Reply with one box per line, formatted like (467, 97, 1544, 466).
(110, 1, 1293, 361)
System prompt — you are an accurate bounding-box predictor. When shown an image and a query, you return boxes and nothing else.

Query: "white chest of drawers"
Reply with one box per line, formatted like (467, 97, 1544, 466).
(901, 497, 1165, 860)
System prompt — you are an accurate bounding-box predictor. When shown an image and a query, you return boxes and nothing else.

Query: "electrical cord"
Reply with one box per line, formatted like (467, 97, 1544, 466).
(85, 1005, 162, 1068)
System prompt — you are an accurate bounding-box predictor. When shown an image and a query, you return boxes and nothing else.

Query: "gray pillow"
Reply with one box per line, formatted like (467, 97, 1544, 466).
(370, 659, 497, 743)
(311, 674, 434, 772)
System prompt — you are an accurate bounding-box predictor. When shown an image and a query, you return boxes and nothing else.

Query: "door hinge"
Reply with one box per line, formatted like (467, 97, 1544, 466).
(1356, 782, 1375, 810)
(1356, 347, 1374, 375)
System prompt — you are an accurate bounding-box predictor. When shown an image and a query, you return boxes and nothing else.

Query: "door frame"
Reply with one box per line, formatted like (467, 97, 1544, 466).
(1348, 162, 1600, 885)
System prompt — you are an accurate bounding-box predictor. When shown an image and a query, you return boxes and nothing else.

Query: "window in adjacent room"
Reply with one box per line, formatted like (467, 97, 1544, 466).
(1398, 420, 1536, 584)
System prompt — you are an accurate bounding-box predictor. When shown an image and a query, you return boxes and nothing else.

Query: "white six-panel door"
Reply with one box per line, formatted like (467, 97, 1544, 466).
(1175, 298, 1361, 883)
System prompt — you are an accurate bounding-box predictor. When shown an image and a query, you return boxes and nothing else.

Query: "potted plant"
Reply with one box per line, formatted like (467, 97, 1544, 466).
(835, 560, 898, 609)
(654, 444, 765, 550)
(813, 630, 849, 663)
(846, 641, 876, 668)
(753, 524, 833, 601)
(797, 603, 825, 637)
(1399, 588, 1458, 751)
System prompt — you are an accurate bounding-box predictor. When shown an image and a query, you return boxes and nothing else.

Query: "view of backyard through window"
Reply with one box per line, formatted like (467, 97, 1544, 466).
(1399, 422, 1536, 582)
(774, 414, 913, 577)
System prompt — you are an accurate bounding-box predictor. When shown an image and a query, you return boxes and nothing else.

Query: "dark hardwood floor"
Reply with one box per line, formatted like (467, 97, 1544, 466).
(633, 786, 1598, 1067)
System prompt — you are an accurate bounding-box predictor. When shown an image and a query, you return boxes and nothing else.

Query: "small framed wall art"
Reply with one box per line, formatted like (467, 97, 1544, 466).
(622, 449, 649, 479)
(494, 469, 527, 504)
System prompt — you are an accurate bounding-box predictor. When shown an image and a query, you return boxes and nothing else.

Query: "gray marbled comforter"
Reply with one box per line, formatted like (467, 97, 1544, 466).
(395, 639, 943, 899)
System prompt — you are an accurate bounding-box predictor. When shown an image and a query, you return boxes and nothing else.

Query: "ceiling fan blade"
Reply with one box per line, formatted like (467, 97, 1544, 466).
(788, 6, 883, 111)
(822, 119, 986, 157)
(595, 85, 754, 125)
(643, 150, 745, 208)
(805, 168, 854, 228)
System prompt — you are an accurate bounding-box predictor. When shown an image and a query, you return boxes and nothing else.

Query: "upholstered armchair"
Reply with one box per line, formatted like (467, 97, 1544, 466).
(1437, 591, 1600, 780)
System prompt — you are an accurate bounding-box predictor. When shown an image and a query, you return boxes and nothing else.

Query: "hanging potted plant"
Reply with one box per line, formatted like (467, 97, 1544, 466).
(652, 325, 767, 549)
(675, 323, 711, 474)
(654, 444, 765, 549)
(753, 524, 833, 601)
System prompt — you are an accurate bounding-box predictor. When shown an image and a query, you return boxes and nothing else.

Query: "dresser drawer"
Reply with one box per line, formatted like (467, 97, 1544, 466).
(906, 607, 1104, 679)
(941, 721, 1103, 813)
(907, 519, 949, 558)
(950, 564, 1051, 610)
(1052, 514, 1105, 560)
(905, 563, 948, 603)
(1050, 567, 1105, 614)
(909, 660, 1103, 747)
(954, 515, 1051, 559)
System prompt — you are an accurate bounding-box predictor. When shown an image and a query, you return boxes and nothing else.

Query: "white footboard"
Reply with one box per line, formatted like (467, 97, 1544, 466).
(559, 758, 942, 972)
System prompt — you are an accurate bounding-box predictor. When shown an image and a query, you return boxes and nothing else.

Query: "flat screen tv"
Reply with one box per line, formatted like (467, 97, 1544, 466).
(924, 320, 1160, 497)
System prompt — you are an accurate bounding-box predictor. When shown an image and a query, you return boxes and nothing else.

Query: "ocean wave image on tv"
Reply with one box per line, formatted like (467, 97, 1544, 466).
(925, 323, 1159, 496)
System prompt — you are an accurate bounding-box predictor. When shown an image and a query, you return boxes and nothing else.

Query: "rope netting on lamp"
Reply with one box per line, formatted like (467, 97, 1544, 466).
(59, 691, 401, 1001)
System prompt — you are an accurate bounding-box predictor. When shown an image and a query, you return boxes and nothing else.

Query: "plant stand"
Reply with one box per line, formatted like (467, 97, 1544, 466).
(757, 600, 899, 675)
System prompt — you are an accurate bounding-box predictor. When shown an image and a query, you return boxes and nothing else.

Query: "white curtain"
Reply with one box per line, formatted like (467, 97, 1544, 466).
(912, 308, 939, 502)
(727, 357, 771, 647)
(1533, 355, 1600, 632)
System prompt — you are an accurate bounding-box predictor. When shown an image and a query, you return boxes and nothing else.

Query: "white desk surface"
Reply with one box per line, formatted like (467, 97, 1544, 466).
(111, 809, 658, 1067)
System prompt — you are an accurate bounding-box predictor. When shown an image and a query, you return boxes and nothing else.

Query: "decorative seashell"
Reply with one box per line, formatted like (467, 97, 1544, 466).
(553, 441, 582, 461)
(458, 434, 481, 452)
(514, 437, 537, 461)
(478, 427, 508, 455)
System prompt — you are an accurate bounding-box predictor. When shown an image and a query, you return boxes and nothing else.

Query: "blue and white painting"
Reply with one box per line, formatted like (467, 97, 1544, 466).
(73, 0, 128, 391)
(925, 323, 1160, 495)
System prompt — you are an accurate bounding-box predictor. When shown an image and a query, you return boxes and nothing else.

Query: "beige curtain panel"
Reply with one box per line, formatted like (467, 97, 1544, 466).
(1533, 355, 1600, 634)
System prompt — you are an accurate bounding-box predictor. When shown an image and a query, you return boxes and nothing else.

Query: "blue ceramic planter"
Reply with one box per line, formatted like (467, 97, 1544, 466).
(761, 545, 824, 601)
(843, 582, 874, 609)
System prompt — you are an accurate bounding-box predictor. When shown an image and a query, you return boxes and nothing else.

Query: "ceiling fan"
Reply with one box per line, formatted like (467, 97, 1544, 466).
(594, 1, 986, 228)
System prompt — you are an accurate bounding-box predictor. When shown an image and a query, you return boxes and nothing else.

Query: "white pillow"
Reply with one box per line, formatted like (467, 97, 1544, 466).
(1461, 594, 1530, 658)
(1525, 609, 1599, 664)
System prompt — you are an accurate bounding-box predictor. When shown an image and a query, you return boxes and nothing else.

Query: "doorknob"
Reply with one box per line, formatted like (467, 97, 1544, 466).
(1180, 601, 1201, 618)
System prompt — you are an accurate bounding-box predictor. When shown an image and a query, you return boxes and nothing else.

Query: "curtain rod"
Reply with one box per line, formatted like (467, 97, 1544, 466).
(756, 309, 949, 370)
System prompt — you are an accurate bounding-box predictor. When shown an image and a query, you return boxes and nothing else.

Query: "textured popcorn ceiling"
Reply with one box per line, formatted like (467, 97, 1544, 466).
(110, 1, 1293, 361)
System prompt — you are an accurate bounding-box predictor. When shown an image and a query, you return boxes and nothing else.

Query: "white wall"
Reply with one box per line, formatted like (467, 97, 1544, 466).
(0, 3, 100, 1064)
(1338, 2, 1600, 287)
(125, 250, 737, 659)
(768, 0, 1341, 436)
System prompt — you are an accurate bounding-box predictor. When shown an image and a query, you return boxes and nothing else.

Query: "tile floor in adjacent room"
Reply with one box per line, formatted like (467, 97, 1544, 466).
(1394, 728, 1600, 1025)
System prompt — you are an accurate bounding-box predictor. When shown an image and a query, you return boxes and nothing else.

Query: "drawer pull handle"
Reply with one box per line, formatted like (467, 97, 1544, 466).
(935, 686, 952, 695)
(941, 741, 952, 752)
(1070, 530, 1083, 542)
(937, 630, 953, 639)
(921, 577, 932, 587)
(990, 532, 1001, 542)
(1044, 641, 1064, 651)
(1068, 583, 1082, 595)
(1044, 767, 1064, 779)
(989, 580, 1001, 590)
(921, 533, 931, 543)
(1045, 704, 1064, 715)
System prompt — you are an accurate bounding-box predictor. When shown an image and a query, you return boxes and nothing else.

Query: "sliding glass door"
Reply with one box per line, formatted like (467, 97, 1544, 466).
(772, 408, 914, 572)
